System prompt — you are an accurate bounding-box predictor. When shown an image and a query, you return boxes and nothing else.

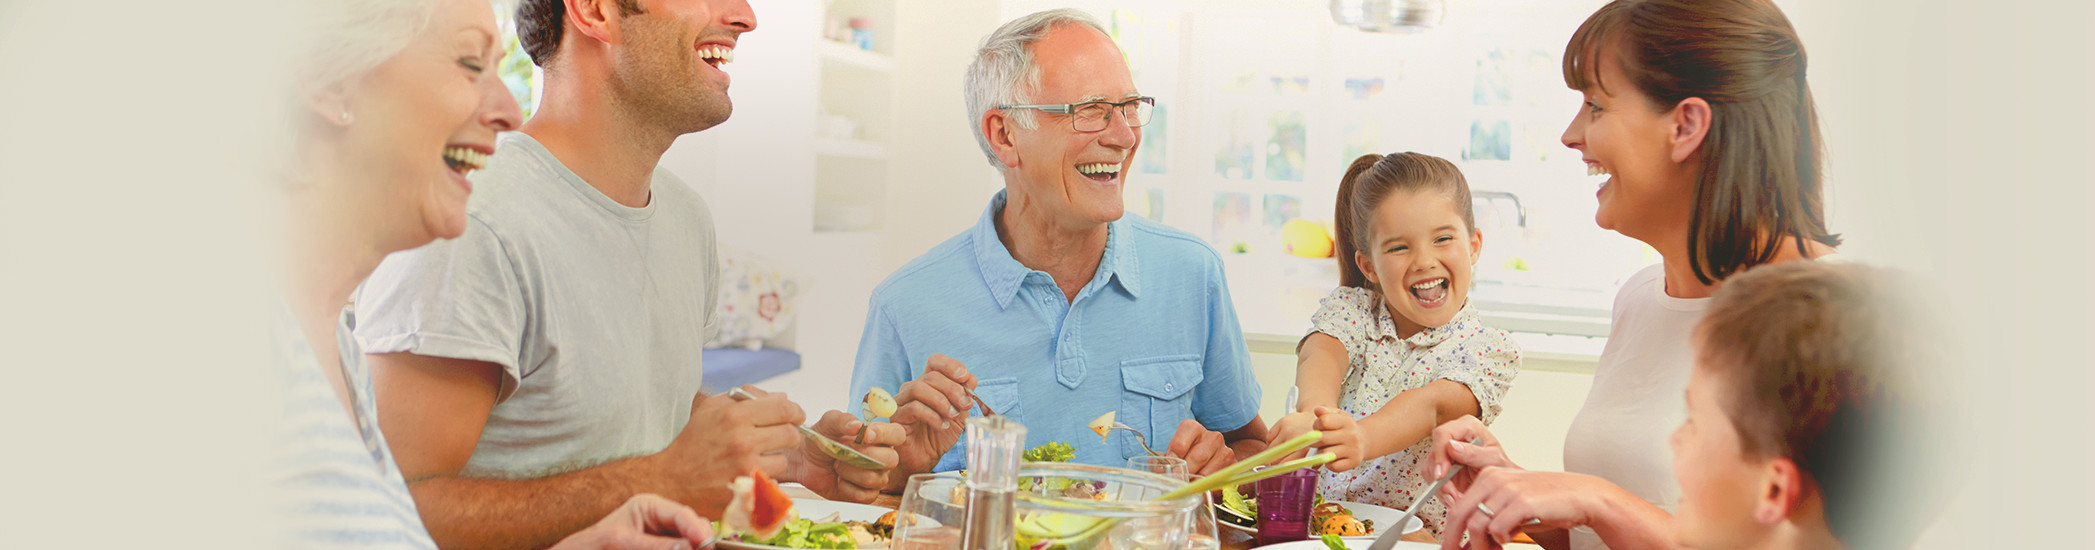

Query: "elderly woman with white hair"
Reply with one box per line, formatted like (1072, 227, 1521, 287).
(268, 0, 713, 548)
(848, 8, 1270, 483)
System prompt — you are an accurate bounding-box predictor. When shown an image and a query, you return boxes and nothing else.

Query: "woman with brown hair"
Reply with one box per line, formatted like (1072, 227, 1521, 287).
(1423, 0, 1838, 548)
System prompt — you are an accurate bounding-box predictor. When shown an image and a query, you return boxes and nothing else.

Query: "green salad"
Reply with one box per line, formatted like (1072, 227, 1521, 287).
(718, 518, 858, 549)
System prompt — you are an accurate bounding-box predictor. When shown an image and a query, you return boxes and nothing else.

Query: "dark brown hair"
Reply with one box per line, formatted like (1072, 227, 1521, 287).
(1333, 152, 1475, 289)
(1565, 0, 1840, 285)
(1696, 261, 1935, 549)
(516, 0, 645, 69)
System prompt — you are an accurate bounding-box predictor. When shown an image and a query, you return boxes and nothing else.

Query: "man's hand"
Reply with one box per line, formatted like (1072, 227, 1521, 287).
(1165, 419, 1233, 477)
(887, 354, 976, 490)
(789, 410, 905, 503)
(1266, 411, 1318, 462)
(652, 385, 805, 517)
(549, 494, 715, 550)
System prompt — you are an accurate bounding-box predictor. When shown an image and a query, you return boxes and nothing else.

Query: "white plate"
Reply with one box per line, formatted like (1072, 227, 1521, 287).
(1217, 501, 1425, 538)
(1254, 537, 1440, 550)
(717, 499, 894, 550)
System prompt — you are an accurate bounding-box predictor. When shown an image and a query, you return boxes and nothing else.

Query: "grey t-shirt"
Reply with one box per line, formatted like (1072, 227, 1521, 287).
(352, 132, 718, 479)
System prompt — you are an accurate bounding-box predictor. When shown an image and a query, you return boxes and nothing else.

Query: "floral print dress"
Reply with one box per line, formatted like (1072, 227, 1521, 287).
(1306, 286, 1520, 535)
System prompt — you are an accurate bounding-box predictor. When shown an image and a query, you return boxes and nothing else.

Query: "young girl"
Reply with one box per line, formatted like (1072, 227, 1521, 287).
(1274, 152, 1520, 535)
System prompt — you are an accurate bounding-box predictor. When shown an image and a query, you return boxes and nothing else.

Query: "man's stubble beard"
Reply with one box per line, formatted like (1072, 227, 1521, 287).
(608, 15, 733, 137)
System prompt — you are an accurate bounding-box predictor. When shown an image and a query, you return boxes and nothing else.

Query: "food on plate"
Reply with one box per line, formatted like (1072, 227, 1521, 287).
(1022, 441, 1075, 463)
(872, 511, 897, 539)
(862, 387, 897, 419)
(1320, 533, 1348, 550)
(1318, 514, 1368, 536)
(1309, 501, 1375, 537)
(1216, 484, 1257, 527)
(1087, 412, 1115, 441)
(724, 469, 796, 539)
(722, 515, 881, 549)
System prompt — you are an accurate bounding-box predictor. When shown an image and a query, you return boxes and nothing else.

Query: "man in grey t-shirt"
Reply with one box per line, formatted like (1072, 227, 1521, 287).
(349, 1, 902, 549)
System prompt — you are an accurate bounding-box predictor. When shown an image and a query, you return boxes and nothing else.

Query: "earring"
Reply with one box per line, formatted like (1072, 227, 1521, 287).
(339, 109, 354, 124)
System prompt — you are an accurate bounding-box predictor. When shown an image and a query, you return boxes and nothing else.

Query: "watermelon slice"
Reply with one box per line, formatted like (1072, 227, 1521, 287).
(724, 469, 797, 539)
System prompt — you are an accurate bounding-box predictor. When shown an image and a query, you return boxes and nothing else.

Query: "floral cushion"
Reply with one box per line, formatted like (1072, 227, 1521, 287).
(707, 246, 803, 350)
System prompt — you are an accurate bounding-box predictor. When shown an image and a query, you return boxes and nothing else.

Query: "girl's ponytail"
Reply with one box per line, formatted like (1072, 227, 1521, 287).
(1334, 154, 1384, 289)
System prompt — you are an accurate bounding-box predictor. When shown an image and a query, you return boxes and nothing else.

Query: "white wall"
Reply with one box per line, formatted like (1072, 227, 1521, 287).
(667, 0, 1907, 470)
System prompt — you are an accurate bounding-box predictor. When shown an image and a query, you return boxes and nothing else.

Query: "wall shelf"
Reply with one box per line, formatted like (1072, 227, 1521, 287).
(814, 138, 890, 160)
(816, 40, 895, 73)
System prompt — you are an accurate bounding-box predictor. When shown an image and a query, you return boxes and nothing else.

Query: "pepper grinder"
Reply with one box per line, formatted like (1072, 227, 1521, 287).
(961, 416, 1023, 550)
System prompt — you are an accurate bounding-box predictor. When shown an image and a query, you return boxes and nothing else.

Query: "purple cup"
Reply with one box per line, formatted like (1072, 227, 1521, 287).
(1253, 468, 1319, 546)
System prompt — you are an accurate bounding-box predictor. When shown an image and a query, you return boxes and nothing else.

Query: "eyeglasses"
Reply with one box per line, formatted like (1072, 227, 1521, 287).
(998, 96, 1155, 133)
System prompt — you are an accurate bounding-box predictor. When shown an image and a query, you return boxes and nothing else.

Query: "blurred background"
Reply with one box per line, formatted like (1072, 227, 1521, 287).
(2, 0, 2088, 547)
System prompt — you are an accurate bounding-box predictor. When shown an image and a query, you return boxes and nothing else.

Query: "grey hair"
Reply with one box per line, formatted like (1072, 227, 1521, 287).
(963, 8, 1110, 169)
(292, 0, 441, 98)
(277, 0, 444, 189)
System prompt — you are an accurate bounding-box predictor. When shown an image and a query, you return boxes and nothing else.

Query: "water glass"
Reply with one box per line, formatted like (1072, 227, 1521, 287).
(1126, 456, 1221, 550)
(1253, 467, 1319, 546)
(892, 472, 966, 550)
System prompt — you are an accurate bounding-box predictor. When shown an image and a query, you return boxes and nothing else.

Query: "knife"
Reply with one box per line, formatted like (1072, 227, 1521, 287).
(1365, 438, 1479, 550)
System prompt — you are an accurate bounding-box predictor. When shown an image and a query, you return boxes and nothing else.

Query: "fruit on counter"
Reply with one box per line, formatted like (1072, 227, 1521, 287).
(862, 387, 898, 419)
(1087, 412, 1115, 441)
(1282, 219, 1334, 258)
(725, 469, 797, 539)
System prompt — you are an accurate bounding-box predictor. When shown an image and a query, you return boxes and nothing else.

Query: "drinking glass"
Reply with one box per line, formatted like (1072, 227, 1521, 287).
(1252, 466, 1319, 547)
(1126, 456, 1222, 550)
(892, 472, 967, 550)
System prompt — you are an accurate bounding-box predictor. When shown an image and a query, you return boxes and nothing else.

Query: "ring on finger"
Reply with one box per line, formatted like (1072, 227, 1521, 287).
(1476, 502, 1497, 517)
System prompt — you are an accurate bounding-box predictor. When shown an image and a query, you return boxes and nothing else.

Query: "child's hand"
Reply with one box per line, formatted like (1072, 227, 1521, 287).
(1266, 411, 1320, 461)
(1310, 406, 1370, 472)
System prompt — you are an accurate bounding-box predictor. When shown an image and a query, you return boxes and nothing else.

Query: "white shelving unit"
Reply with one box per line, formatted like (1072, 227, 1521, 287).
(811, 0, 897, 234)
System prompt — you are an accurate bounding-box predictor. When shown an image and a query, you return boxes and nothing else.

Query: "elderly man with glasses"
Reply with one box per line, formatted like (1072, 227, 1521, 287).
(847, 9, 1270, 486)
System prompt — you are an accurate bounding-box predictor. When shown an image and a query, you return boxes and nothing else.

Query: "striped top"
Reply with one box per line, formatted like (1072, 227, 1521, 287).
(267, 305, 435, 549)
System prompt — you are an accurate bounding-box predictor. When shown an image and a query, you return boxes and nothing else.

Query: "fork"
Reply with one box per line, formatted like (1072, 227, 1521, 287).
(1102, 421, 1162, 456)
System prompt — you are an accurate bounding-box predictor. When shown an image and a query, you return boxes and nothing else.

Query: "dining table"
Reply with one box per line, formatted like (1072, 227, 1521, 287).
(781, 484, 1538, 549)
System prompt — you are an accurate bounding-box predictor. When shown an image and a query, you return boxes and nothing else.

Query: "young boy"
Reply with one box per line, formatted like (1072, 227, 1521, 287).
(1674, 261, 1935, 550)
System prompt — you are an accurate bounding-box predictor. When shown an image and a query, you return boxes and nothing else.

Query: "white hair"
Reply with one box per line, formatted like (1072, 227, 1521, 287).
(292, 0, 442, 98)
(963, 8, 1110, 169)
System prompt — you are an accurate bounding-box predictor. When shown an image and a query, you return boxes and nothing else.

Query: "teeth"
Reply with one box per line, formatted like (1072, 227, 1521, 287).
(1076, 163, 1121, 175)
(443, 146, 487, 173)
(1586, 164, 1609, 176)
(1411, 279, 1444, 290)
(698, 45, 734, 64)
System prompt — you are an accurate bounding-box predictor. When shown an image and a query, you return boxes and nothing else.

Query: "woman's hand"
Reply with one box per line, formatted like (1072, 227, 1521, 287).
(1438, 469, 1616, 550)
(1426, 416, 1519, 502)
(550, 494, 715, 550)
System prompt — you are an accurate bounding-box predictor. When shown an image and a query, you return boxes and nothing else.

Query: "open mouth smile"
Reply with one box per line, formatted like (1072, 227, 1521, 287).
(1408, 276, 1450, 308)
(1076, 162, 1121, 183)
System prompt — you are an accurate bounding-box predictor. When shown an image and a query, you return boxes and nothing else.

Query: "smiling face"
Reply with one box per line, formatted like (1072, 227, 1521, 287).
(610, 0, 755, 135)
(1670, 364, 1778, 550)
(1002, 24, 1141, 231)
(337, 0, 522, 246)
(1559, 46, 1697, 244)
(1355, 189, 1482, 338)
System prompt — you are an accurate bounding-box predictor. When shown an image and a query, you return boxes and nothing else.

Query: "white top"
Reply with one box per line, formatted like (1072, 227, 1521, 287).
(1561, 255, 1840, 550)
(268, 305, 435, 550)
(1306, 286, 1520, 535)
(352, 132, 720, 479)
(1561, 264, 1702, 550)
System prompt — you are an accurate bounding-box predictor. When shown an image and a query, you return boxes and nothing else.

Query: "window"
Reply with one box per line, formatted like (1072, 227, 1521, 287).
(1105, 3, 1653, 341)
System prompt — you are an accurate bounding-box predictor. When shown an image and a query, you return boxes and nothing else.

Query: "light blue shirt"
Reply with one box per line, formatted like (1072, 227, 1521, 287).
(268, 304, 435, 550)
(849, 191, 1262, 470)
